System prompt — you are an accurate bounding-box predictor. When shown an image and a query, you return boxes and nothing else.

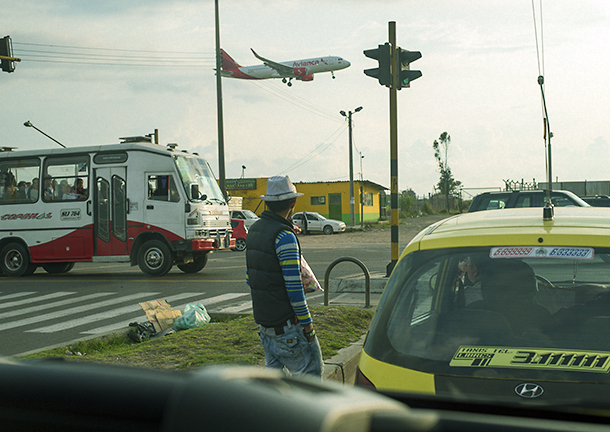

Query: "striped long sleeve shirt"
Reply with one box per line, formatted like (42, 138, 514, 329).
(275, 230, 312, 326)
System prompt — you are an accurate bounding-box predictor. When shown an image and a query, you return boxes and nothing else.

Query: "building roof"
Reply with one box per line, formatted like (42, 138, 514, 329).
(293, 179, 388, 190)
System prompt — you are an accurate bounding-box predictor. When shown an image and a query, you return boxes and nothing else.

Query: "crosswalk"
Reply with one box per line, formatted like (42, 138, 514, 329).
(0, 290, 253, 337)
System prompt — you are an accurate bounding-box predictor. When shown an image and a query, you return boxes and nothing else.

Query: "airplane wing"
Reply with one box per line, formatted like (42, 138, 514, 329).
(250, 49, 294, 76)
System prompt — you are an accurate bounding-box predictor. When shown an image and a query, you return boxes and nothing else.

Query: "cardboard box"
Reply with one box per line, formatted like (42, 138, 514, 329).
(138, 300, 182, 332)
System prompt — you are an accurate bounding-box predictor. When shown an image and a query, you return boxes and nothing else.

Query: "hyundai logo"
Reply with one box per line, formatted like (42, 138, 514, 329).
(515, 383, 544, 398)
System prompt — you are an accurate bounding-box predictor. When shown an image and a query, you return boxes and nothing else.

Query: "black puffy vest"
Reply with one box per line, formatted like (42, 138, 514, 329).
(246, 210, 298, 327)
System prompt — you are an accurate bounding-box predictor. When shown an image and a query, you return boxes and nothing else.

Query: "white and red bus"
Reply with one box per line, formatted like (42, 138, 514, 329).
(0, 140, 233, 277)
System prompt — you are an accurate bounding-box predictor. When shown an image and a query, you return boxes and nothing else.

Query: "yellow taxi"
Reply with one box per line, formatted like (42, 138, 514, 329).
(357, 206, 610, 403)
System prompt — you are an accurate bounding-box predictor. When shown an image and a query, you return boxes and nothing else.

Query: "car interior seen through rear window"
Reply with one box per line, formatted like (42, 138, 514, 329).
(367, 246, 610, 383)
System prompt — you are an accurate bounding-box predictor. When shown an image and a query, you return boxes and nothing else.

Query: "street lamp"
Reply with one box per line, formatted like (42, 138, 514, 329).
(340, 106, 363, 227)
(23, 120, 67, 148)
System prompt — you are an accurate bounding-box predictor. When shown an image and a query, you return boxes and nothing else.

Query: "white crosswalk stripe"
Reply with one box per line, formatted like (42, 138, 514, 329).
(0, 291, 252, 336)
(0, 292, 159, 332)
(0, 292, 76, 310)
(0, 293, 112, 320)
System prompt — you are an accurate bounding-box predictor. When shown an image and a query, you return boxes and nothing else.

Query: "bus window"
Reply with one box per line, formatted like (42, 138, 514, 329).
(43, 155, 89, 202)
(96, 178, 111, 243)
(148, 175, 179, 202)
(0, 158, 40, 205)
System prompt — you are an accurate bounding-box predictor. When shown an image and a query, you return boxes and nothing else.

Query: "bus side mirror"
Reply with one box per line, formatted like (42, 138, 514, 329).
(191, 184, 199, 199)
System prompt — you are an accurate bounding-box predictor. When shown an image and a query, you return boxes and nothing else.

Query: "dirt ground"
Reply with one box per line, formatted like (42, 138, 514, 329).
(297, 215, 450, 245)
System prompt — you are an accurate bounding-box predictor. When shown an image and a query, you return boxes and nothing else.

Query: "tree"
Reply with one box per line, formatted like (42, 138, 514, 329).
(432, 132, 462, 211)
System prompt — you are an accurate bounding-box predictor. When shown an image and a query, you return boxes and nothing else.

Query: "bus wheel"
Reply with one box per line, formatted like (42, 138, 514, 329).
(177, 254, 209, 273)
(42, 262, 75, 274)
(138, 240, 173, 276)
(0, 243, 31, 277)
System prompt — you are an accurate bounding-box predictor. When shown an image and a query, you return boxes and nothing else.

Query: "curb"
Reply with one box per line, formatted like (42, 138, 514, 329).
(322, 334, 365, 385)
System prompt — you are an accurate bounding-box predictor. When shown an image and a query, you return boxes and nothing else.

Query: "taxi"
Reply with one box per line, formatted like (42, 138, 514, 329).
(357, 206, 610, 404)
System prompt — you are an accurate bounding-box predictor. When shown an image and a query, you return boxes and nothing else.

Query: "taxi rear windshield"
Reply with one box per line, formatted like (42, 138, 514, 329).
(365, 246, 610, 379)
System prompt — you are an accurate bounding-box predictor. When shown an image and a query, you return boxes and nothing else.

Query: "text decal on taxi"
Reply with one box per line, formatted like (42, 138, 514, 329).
(450, 346, 610, 373)
(490, 247, 594, 260)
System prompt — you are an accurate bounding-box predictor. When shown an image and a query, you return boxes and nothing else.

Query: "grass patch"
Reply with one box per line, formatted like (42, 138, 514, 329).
(19, 306, 373, 371)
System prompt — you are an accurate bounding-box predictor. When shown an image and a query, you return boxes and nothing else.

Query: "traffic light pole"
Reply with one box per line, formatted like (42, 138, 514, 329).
(387, 21, 399, 277)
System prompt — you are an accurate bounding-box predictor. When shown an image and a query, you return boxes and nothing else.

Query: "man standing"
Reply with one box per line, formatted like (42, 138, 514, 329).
(246, 176, 323, 377)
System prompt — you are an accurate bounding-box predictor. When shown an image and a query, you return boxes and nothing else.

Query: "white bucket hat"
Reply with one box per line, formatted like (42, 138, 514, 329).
(261, 176, 303, 201)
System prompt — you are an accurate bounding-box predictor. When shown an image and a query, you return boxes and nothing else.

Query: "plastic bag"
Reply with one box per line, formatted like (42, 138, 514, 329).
(301, 255, 323, 293)
(174, 303, 211, 330)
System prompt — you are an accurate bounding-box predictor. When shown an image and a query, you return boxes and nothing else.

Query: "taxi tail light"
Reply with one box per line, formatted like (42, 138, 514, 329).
(355, 366, 376, 391)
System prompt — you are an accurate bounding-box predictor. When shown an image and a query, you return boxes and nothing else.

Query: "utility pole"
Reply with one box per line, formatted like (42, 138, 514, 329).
(340, 107, 363, 227)
(214, 0, 227, 200)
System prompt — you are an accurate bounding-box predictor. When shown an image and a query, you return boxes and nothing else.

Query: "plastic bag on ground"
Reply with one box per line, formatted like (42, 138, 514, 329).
(174, 303, 211, 330)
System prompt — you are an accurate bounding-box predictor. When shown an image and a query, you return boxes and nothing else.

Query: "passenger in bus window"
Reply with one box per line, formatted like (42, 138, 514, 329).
(16, 181, 27, 202)
(59, 182, 78, 200)
(43, 178, 54, 201)
(2, 183, 15, 203)
(72, 178, 87, 200)
(28, 178, 39, 201)
(169, 178, 180, 202)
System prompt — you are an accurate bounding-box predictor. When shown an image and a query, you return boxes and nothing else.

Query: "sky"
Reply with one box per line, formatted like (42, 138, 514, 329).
(1, 0, 609, 199)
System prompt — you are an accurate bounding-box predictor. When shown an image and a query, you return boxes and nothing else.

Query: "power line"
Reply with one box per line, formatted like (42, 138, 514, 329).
(14, 41, 210, 55)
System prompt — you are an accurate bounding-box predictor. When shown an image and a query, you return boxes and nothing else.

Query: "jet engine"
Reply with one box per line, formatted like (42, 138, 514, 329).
(298, 74, 314, 81)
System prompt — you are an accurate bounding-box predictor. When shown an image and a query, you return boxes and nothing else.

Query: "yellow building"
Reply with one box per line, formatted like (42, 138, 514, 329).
(226, 178, 388, 224)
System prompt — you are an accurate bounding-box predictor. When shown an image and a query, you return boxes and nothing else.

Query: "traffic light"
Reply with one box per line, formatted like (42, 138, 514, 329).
(0, 35, 15, 73)
(363, 43, 392, 87)
(395, 48, 422, 90)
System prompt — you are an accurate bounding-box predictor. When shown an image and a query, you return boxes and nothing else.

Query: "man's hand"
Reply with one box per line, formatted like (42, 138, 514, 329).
(303, 324, 315, 342)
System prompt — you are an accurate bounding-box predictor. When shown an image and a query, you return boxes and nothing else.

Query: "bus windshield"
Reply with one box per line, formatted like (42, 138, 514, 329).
(173, 155, 225, 203)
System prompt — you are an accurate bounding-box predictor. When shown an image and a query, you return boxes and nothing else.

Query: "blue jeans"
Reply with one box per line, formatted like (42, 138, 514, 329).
(259, 320, 323, 378)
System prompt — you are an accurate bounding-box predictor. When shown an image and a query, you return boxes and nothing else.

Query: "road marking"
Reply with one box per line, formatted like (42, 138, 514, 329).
(28, 292, 204, 333)
(0, 293, 111, 320)
(0, 292, 159, 332)
(216, 301, 253, 314)
(0, 292, 77, 312)
(0, 292, 37, 301)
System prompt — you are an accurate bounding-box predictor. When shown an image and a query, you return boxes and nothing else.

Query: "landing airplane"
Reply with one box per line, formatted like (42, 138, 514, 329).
(220, 49, 350, 86)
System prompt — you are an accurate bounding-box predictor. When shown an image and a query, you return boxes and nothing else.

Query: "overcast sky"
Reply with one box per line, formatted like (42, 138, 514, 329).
(1, 0, 609, 198)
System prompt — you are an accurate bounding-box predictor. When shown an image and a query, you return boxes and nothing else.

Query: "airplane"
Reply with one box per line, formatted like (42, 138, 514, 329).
(219, 48, 350, 86)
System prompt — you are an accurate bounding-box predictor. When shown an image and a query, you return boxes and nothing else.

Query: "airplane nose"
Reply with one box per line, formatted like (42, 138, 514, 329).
(343, 60, 351, 68)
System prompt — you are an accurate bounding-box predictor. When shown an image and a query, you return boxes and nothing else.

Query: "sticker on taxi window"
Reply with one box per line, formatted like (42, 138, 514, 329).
(489, 247, 594, 260)
(450, 346, 610, 373)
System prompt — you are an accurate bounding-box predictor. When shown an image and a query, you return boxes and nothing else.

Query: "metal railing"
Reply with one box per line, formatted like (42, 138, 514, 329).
(323, 257, 371, 308)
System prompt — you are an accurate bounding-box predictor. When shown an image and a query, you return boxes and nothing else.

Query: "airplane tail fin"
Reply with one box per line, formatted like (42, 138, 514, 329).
(220, 49, 241, 70)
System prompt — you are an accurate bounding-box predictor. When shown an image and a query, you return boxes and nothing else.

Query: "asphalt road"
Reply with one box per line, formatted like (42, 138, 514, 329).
(0, 216, 446, 357)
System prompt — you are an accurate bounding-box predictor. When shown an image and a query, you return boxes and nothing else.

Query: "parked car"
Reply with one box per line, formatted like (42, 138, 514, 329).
(468, 190, 589, 212)
(230, 219, 247, 251)
(230, 209, 259, 230)
(582, 195, 610, 207)
(357, 206, 610, 404)
(291, 211, 346, 235)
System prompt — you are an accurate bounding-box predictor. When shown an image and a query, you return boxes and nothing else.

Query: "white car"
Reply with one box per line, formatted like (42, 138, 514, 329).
(292, 211, 346, 235)
(230, 209, 259, 230)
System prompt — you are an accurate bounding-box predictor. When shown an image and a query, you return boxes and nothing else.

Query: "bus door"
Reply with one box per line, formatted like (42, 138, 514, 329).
(144, 173, 183, 235)
(94, 167, 128, 256)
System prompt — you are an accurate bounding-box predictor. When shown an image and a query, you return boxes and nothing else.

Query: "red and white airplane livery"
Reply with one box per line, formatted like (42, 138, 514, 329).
(220, 48, 350, 86)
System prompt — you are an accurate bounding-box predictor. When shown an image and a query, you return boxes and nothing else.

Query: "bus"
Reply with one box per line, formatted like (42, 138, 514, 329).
(0, 140, 234, 277)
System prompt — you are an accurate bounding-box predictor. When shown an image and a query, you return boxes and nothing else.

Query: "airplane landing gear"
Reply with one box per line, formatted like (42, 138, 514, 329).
(331, 71, 336, 79)
(282, 78, 287, 83)
(287, 81, 292, 87)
